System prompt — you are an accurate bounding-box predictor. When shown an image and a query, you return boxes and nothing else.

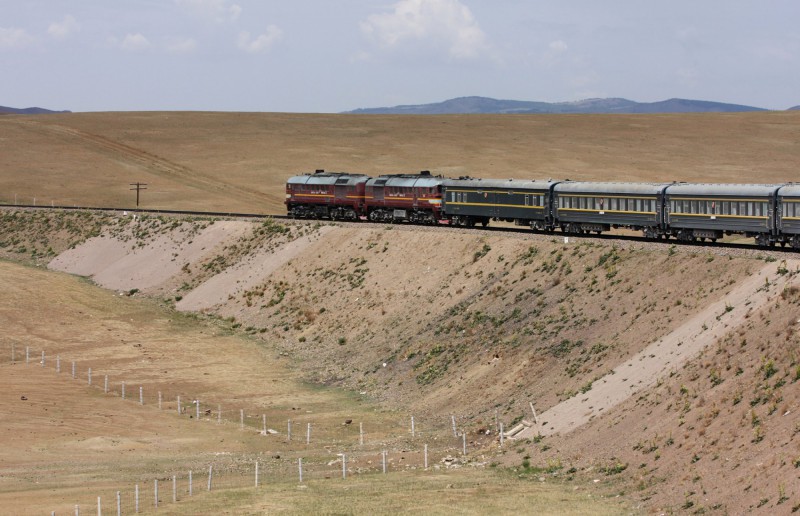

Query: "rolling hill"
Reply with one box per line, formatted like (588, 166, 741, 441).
(345, 96, 770, 115)
(0, 105, 71, 115)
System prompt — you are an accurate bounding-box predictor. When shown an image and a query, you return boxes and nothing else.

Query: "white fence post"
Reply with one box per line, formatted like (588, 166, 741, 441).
(74, 504, 79, 516)
(411, 416, 415, 438)
(177, 395, 181, 414)
(359, 422, 364, 446)
(88, 368, 92, 386)
(139, 386, 143, 405)
(462, 433, 467, 455)
(500, 423, 505, 446)
(262, 414, 266, 435)
(121, 381, 125, 400)
(154, 479, 158, 508)
(306, 422, 311, 445)
(56, 355, 60, 373)
(172, 475, 177, 503)
(255, 461, 259, 488)
(382, 451, 387, 474)
(298, 458, 303, 483)
(41, 350, 45, 367)
(207, 465, 212, 491)
(135, 484, 139, 513)
(116, 491, 121, 516)
(104, 375, 108, 394)
(240, 409, 244, 429)
(72, 361, 76, 379)
(158, 391, 162, 410)
(196, 400, 200, 420)
(97, 496, 101, 516)
(424, 444, 429, 469)
(189, 470, 193, 496)
(288, 419, 292, 441)
(342, 454, 347, 479)
(452, 415, 457, 437)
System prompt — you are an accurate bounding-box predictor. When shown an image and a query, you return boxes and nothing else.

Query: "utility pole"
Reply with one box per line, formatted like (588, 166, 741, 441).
(129, 182, 147, 207)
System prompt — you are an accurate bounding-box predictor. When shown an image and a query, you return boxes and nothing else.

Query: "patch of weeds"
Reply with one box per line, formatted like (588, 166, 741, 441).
(762, 358, 777, 379)
(600, 461, 628, 476)
(473, 243, 491, 262)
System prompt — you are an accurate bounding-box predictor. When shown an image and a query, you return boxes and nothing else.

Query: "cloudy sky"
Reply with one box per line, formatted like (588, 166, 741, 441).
(2, 0, 799, 112)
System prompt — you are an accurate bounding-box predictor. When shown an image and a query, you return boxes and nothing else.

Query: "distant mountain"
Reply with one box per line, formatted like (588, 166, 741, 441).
(344, 96, 770, 115)
(789, 105, 800, 111)
(0, 106, 71, 115)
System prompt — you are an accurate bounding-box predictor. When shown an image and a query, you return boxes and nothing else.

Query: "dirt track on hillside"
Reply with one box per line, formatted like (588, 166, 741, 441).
(519, 258, 800, 438)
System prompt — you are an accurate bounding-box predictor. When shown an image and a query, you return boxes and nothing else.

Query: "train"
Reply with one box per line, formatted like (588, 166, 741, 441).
(285, 170, 800, 249)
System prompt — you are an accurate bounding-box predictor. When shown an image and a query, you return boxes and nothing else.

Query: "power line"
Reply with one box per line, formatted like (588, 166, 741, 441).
(129, 182, 148, 207)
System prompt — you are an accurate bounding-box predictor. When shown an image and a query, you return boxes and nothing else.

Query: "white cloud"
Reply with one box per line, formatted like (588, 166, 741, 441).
(237, 25, 282, 53)
(0, 27, 35, 49)
(175, 0, 241, 22)
(361, 0, 489, 60)
(47, 15, 80, 40)
(167, 37, 198, 54)
(120, 33, 152, 51)
(539, 39, 569, 65)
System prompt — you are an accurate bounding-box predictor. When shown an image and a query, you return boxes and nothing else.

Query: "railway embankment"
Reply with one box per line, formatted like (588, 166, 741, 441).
(2, 208, 800, 513)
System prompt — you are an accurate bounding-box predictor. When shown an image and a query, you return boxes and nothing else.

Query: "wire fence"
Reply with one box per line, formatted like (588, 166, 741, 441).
(2, 341, 515, 514)
(52, 452, 471, 515)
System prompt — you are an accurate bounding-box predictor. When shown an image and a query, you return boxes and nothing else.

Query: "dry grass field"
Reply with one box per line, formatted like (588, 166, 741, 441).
(1, 111, 799, 213)
(1, 111, 800, 513)
(0, 259, 629, 514)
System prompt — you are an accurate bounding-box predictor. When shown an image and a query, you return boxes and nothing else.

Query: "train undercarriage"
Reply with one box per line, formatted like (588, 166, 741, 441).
(368, 208, 439, 224)
(288, 204, 359, 221)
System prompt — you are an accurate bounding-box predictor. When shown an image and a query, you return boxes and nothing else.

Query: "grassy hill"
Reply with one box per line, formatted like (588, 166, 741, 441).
(1, 111, 799, 214)
(1, 111, 800, 512)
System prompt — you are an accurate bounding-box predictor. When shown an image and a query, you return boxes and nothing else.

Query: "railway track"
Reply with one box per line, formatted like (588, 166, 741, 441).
(0, 203, 277, 220)
(2, 203, 798, 258)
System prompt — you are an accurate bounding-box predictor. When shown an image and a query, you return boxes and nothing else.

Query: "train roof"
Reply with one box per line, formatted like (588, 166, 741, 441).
(367, 172, 443, 188)
(442, 178, 558, 190)
(287, 171, 369, 186)
(554, 181, 672, 195)
(664, 183, 784, 197)
(777, 184, 800, 197)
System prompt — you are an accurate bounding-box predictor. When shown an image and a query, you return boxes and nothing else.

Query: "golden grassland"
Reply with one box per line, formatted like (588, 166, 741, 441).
(1, 111, 799, 214)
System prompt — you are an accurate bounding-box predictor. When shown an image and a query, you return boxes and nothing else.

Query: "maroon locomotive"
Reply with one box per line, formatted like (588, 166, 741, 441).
(285, 169, 444, 224)
(285, 170, 369, 221)
(364, 171, 444, 224)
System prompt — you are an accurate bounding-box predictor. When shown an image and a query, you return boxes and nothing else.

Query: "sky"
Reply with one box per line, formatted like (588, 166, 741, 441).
(2, 0, 799, 113)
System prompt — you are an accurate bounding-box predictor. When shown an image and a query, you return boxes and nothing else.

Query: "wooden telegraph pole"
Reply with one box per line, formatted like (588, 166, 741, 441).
(129, 182, 148, 207)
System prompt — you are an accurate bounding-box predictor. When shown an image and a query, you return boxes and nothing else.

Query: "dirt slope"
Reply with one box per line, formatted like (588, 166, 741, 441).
(521, 258, 799, 438)
(2, 109, 800, 512)
(3, 209, 789, 512)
